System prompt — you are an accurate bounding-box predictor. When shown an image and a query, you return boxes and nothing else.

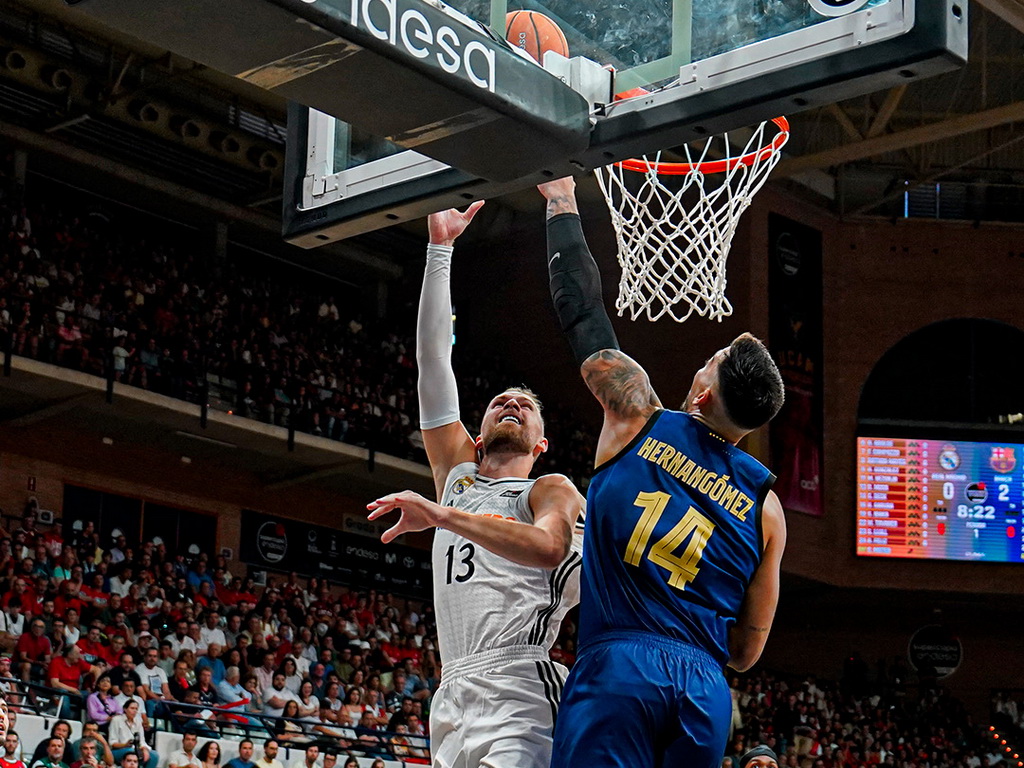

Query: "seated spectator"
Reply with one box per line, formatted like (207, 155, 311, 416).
(222, 741, 254, 768)
(182, 710, 219, 740)
(1, 731, 25, 768)
(77, 627, 107, 667)
(195, 644, 225, 685)
(309, 708, 353, 747)
(196, 742, 219, 768)
(339, 688, 363, 729)
(215, 666, 249, 713)
(30, 738, 69, 768)
(354, 713, 386, 756)
(86, 674, 123, 728)
(70, 724, 114, 767)
(274, 701, 309, 744)
(102, 637, 130, 669)
(295, 681, 319, 721)
(69, 738, 109, 768)
(30, 724, 74, 768)
(15, 618, 50, 683)
(253, 742, 281, 768)
(167, 733, 201, 768)
(242, 675, 265, 718)
(169, 659, 193, 701)
(113, 680, 148, 730)
(109, 653, 141, 696)
(263, 673, 298, 718)
(390, 723, 428, 763)
(0, 655, 21, 708)
(190, 666, 218, 707)
(279, 658, 302, 695)
(0, 598, 25, 652)
(49, 644, 95, 697)
(286, 745, 318, 768)
(254, 652, 276, 694)
(107, 700, 157, 768)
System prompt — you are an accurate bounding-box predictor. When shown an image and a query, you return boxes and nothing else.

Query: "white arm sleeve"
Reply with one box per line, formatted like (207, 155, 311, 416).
(417, 243, 461, 430)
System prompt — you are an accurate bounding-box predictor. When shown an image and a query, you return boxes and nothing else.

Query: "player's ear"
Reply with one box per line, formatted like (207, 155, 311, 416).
(474, 435, 484, 460)
(534, 437, 549, 457)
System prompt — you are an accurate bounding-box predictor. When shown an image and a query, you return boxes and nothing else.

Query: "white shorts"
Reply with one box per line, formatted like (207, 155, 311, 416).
(430, 645, 569, 768)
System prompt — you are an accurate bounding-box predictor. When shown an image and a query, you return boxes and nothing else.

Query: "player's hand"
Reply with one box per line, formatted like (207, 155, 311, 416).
(427, 201, 485, 246)
(367, 491, 449, 543)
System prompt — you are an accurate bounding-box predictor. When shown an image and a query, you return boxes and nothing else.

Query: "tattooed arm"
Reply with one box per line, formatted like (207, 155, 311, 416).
(582, 349, 663, 465)
(539, 177, 663, 466)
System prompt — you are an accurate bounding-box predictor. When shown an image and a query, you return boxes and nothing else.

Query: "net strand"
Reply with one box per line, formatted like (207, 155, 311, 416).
(595, 119, 788, 323)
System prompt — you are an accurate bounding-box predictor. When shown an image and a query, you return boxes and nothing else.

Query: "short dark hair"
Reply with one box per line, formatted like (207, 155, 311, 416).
(717, 334, 784, 430)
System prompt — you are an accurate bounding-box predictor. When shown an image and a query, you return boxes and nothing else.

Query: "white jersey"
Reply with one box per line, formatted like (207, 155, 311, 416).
(433, 462, 583, 664)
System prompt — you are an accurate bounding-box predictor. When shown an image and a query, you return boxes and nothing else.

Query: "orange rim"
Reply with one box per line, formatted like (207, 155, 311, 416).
(618, 117, 790, 176)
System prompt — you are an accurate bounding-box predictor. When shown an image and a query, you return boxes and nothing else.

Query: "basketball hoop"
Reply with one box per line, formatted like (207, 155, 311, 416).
(595, 117, 790, 323)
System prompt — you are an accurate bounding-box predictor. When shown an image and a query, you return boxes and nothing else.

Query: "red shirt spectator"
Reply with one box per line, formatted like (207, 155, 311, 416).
(1, 579, 35, 613)
(55, 593, 85, 617)
(15, 622, 51, 663)
(49, 648, 92, 692)
(77, 630, 106, 665)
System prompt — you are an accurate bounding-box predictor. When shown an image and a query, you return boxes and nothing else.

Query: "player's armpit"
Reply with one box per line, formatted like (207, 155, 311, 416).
(727, 491, 786, 672)
(422, 422, 478, 501)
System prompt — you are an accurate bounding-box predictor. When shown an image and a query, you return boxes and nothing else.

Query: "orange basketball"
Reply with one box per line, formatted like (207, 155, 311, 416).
(505, 10, 569, 64)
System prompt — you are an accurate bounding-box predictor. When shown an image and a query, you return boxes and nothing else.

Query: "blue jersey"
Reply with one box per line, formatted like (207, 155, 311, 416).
(579, 409, 775, 665)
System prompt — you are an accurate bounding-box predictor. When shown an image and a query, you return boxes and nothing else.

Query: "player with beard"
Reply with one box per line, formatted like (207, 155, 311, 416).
(367, 203, 584, 768)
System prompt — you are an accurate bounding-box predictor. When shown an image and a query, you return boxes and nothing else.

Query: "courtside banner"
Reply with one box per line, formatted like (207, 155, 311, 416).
(768, 214, 825, 517)
(240, 509, 431, 598)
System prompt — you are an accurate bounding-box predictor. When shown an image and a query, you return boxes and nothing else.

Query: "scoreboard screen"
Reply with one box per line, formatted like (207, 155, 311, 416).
(856, 436, 1024, 563)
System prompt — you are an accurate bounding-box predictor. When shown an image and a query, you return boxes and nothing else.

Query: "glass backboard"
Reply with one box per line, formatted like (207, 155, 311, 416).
(287, 0, 966, 245)
(442, 0, 889, 92)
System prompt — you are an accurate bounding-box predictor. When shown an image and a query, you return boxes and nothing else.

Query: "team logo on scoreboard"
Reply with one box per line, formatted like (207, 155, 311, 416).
(964, 482, 988, 503)
(807, 0, 872, 17)
(938, 445, 961, 471)
(990, 447, 1017, 473)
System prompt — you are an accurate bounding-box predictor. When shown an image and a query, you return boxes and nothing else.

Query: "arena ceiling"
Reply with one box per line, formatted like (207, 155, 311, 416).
(2, 0, 1024, 278)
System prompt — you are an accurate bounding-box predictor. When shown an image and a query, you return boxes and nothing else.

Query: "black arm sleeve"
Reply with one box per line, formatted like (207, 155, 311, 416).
(546, 212, 619, 366)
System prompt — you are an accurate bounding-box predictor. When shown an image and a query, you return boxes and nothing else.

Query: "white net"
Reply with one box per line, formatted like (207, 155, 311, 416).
(595, 118, 789, 323)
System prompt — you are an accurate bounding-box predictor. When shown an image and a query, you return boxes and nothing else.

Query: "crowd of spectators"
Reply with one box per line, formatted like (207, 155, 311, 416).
(0, 147, 597, 490)
(0, 505, 438, 766)
(725, 664, 985, 768)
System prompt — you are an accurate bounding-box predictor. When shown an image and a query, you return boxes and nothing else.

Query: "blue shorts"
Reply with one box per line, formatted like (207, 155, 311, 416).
(551, 631, 731, 768)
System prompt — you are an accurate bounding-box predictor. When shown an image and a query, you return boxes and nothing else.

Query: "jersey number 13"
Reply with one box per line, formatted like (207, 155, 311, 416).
(624, 491, 716, 590)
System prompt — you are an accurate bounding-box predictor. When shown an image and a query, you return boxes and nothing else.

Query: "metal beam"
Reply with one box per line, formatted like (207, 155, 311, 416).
(866, 85, 908, 138)
(974, 0, 1024, 34)
(827, 103, 863, 142)
(777, 100, 1024, 177)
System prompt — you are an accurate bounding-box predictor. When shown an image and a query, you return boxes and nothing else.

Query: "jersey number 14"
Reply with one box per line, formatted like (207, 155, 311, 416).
(624, 491, 716, 590)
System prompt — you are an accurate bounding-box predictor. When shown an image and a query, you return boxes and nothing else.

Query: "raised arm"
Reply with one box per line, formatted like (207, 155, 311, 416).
(539, 178, 662, 466)
(727, 490, 786, 672)
(417, 202, 485, 499)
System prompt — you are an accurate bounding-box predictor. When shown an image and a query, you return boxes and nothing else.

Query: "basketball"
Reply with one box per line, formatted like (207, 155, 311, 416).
(505, 10, 569, 64)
